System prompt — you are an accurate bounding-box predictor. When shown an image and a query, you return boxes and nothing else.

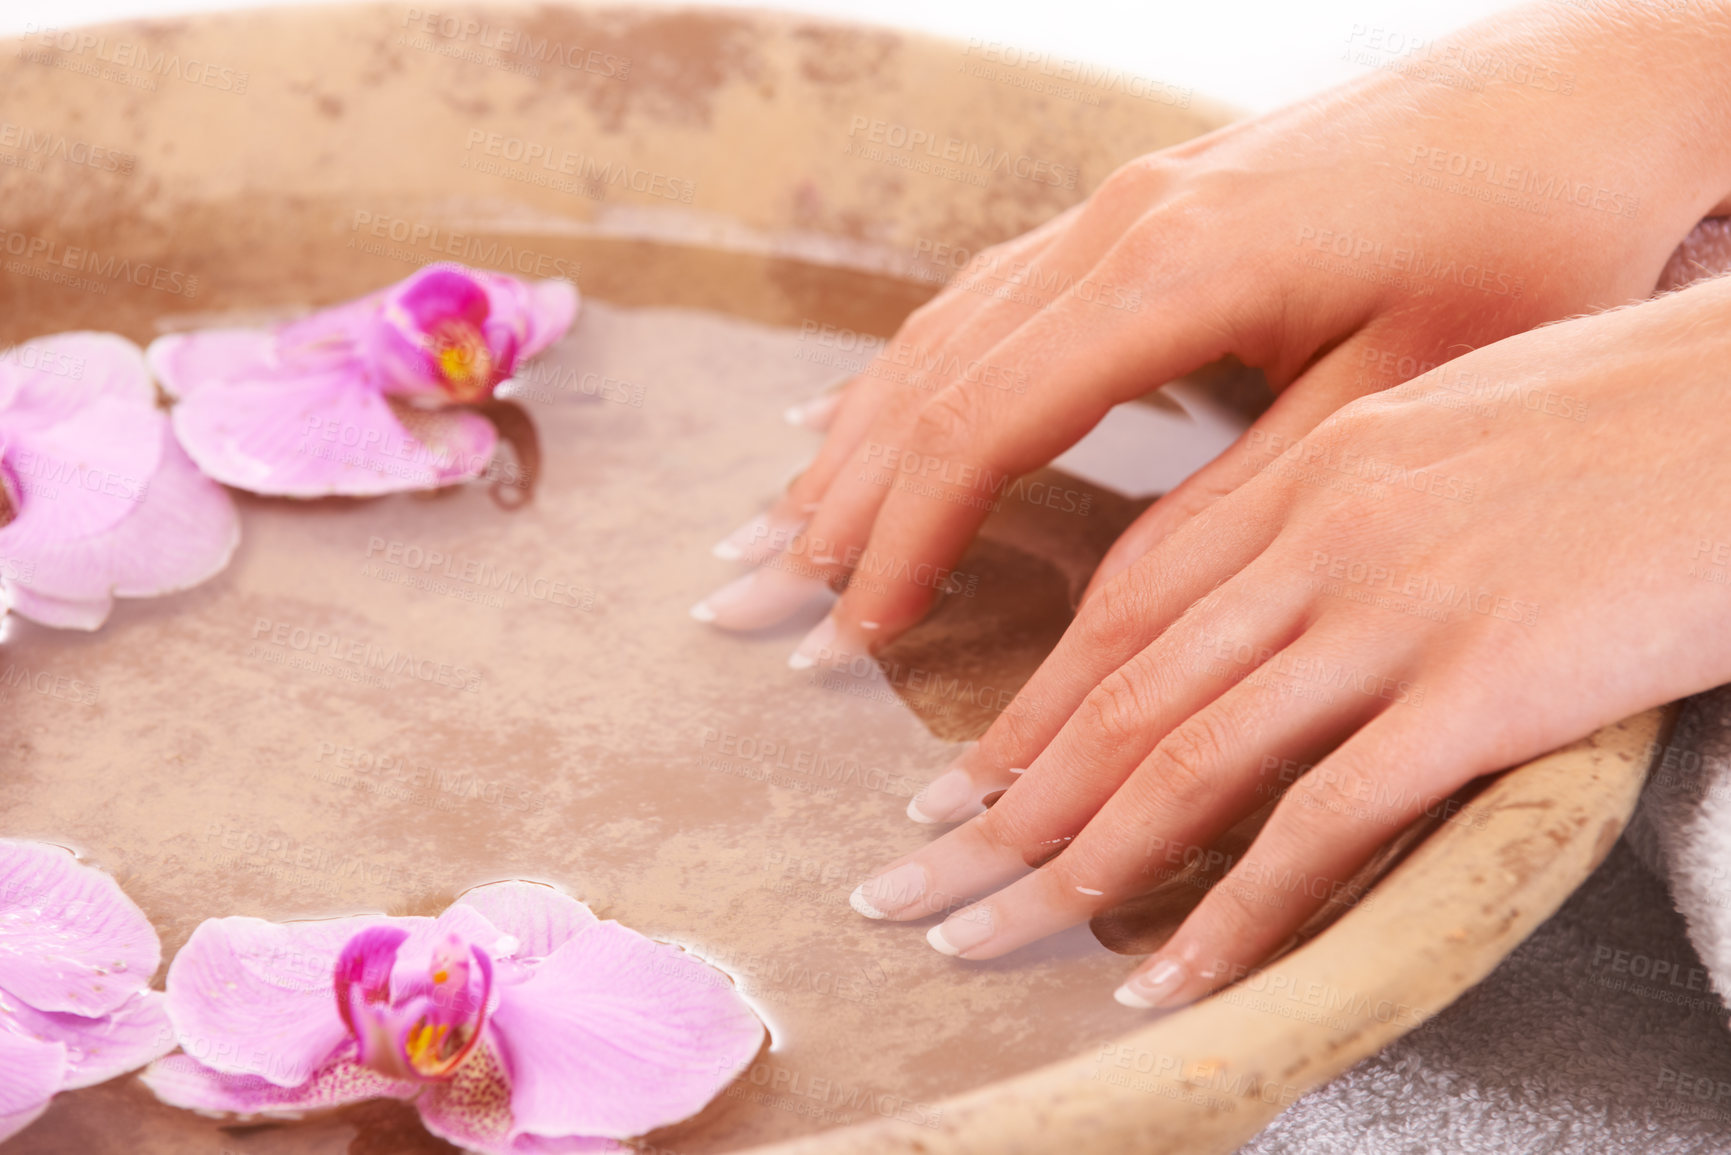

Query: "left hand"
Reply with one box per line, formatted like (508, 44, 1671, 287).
(848, 271, 1731, 1008)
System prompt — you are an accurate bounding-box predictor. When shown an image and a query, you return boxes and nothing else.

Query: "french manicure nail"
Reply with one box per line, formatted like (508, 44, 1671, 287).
(1113, 957, 1187, 1009)
(849, 862, 928, 920)
(784, 390, 843, 430)
(711, 511, 804, 562)
(907, 767, 981, 824)
(692, 569, 832, 632)
(927, 907, 995, 957)
(788, 616, 838, 670)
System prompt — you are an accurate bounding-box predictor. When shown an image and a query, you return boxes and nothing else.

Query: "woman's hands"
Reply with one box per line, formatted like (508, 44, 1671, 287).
(691, 1, 1731, 648)
(850, 272, 1731, 1007)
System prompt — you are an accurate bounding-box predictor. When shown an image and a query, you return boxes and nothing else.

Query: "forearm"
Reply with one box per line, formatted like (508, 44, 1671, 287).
(1444, 2, 1731, 235)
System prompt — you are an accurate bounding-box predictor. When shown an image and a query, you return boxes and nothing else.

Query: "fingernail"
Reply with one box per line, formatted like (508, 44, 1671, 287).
(1114, 958, 1187, 1009)
(711, 511, 804, 562)
(788, 615, 838, 669)
(907, 768, 982, 824)
(784, 390, 843, 430)
(927, 907, 995, 957)
(849, 862, 928, 919)
(692, 569, 832, 632)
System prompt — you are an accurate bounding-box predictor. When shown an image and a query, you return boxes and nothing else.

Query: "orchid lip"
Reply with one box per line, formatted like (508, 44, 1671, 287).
(335, 926, 494, 1083)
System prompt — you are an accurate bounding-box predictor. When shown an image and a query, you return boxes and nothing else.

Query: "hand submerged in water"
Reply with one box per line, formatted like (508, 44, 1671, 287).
(852, 272, 1731, 1006)
(692, 0, 1731, 1000)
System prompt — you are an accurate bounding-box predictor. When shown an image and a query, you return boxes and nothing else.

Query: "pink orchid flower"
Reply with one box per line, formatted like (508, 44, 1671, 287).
(0, 839, 175, 1143)
(0, 332, 239, 630)
(142, 881, 764, 1153)
(147, 264, 578, 498)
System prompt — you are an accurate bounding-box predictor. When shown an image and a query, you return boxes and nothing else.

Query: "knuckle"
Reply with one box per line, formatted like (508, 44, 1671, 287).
(1079, 667, 1157, 748)
(966, 799, 1041, 858)
(1193, 875, 1275, 955)
(1145, 717, 1232, 809)
(908, 386, 979, 458)
(982, 694, 1047, 760)
(1291, 762, 1383, 831)
(1081, 570, 1153, 647)
(1089, 155, 1173, 213)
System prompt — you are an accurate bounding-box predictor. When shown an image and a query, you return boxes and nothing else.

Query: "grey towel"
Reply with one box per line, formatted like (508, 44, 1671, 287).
(1240, 690, 1731, 1154)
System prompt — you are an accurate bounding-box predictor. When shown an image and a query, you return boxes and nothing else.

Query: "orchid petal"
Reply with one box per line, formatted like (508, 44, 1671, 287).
(0, 840, 159, 1017)
(0, 987, 174, 1090)
(141, 1050, 417, 1117)
(0, 332, 155, 431)
(169, 373, 495, 497)
(490, 921, 764, 1140)
(517, 279, 579, 361)
(0, 395, 163, 546)
(145, 329, 280, 401)
(454, 882, 598, 962)
(4, 425, 239, 629)
(0, 1029, 65, 1143)
(2, 587, 114, 631)
(416, 1035, 622, 1155)
(164, 914, 407, 1086)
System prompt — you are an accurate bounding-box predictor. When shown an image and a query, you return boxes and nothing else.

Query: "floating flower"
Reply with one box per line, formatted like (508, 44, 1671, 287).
(147, 264, 577, 498)
(0, 332, 239, 630)
(142, 881, 764, 1153)
(0, 839, 175, 1143)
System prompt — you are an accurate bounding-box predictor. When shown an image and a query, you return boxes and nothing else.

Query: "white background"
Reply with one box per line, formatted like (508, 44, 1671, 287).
(1, 0, 1518, 113)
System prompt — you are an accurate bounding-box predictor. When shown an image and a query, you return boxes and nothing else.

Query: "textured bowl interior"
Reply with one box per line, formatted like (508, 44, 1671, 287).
(0, 6, 1661, 1155)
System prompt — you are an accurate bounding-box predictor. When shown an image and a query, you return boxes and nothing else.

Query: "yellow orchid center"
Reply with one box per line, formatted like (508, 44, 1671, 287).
(429, 320, 494, 402)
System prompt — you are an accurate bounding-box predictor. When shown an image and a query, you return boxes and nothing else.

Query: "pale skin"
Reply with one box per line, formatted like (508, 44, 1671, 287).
(693, 1, 1731, 1006)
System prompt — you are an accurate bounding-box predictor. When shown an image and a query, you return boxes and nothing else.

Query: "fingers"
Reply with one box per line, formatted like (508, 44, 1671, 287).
(1082, 330, 1418, 601)
(1112, 693, 1479, 1010)
(914, 631, 1401, 959)
(849, 587, 1369, 929)
(900, 476, 1285, 826)
(786, 226, 1259, 664)
(695, 222, 1074, 629)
